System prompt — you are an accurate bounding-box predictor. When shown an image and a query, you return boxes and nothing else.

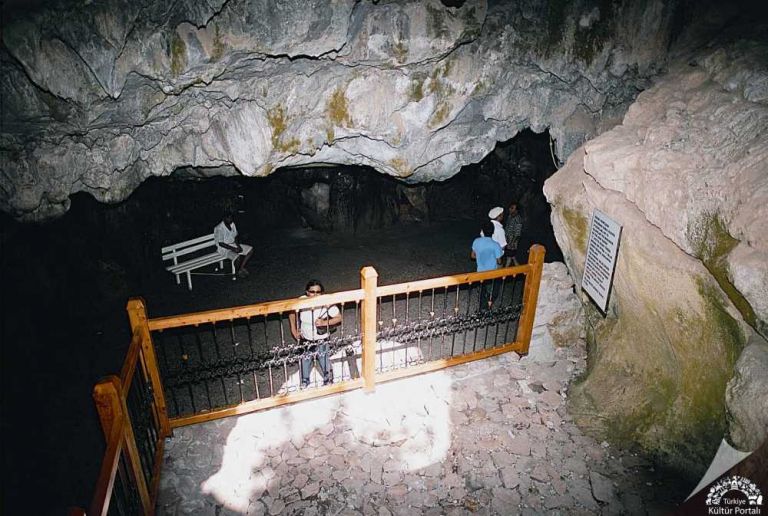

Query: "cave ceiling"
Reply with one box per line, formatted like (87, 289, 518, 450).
(1, 0, 682, 220)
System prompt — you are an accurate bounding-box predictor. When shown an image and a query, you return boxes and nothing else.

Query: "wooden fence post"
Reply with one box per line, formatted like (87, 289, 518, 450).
(127, 297, 171, 438)
(360, 267, 378, 392)
(516, 245, 546, 354)
(93, 376, 152, 515)
(93, 375, 123, 441)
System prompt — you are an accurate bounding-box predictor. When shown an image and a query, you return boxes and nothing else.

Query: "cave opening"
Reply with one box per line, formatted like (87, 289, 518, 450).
(6, 128, 562, 307)
(68, 127, 562, 290)
(0, 128, 562, 512)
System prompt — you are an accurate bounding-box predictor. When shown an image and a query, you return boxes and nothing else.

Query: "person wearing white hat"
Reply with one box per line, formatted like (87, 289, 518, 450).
(484, 206, 508, 251)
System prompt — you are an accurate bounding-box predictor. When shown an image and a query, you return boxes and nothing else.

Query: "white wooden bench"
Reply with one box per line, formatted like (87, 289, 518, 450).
(161, 234, 236, 290)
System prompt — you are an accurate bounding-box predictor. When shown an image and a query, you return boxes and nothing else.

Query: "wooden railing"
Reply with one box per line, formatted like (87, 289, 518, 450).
(76, 244, 544, 514)
(78, 301, 170, 515)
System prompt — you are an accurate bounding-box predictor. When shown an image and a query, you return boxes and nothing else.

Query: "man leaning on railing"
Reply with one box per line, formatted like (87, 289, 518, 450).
(288, 280, 342, 388)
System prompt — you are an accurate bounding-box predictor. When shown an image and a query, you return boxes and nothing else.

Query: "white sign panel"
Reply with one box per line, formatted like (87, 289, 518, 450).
(581, 209, 622, 312)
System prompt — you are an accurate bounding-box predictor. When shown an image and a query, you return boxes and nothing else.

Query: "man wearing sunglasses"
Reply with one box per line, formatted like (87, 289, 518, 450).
(289, 280, 342, 388)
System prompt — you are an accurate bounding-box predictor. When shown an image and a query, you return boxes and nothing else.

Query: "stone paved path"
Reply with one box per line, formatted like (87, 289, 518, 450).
(157, 338, 674, 515)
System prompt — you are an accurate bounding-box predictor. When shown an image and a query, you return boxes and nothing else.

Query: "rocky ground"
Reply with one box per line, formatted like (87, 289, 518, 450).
(157, 345, 680, 515)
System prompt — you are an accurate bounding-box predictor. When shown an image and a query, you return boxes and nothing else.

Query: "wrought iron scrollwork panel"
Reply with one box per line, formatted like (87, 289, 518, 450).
(152, 277, 525, 418)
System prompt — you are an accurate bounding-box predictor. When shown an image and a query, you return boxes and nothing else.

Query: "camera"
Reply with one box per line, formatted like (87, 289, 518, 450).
(316, 318, 337, 335)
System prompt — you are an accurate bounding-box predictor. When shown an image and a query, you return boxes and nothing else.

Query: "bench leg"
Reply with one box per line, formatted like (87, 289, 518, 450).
(186, 271, 192, 290)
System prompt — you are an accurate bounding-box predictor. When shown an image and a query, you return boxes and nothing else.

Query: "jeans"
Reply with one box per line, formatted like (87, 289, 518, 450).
(300, 339, 332, 386)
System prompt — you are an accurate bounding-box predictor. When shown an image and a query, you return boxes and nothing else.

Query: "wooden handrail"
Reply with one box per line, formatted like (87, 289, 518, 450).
(92, 376, 151, 514)
(374, 340, 526, 384)
(147, 289, 366, 331)
(147, 266, 529, 332)
(120, 330, 143, 392)
(515, 245, 546, 353)
(376, 264, 530, 297)
(128, 298, 171, 438)
(169, 379, 365, 428)
(88, 411, 126, 516)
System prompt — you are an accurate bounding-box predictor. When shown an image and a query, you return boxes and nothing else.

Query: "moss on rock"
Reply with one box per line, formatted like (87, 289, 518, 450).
(327, 87, 351, 127)
(211, 25, 225, 61)
(429, 101, 450, 128)
(408, 76, 425, 103)
(393, 41, 408, 63)
(560, 206, 588, 254)
(428, 62, 454, 98)
(571, 270, 746, 479)
(267, 104, 287, 147)
(170, 32, 187, 77)
(688, 213, 757, 328)
(389, 157, 411, 177)
(267, 104, 299, 153)
(471, 79, 487, 96)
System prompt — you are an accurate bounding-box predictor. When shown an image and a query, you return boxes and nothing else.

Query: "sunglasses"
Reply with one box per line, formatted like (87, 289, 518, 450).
(307, 289, 323, 294)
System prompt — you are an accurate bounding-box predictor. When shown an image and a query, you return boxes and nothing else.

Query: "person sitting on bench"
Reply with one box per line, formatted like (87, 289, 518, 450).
(214, 212, 253, 277)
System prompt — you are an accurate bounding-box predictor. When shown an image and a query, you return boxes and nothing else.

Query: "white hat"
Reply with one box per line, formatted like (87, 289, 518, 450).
(488, 207, 503, 219)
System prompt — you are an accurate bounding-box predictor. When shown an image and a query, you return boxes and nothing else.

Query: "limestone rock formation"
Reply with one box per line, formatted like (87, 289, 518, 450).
(725, 332, 768, 452)
(534, 262, 585, 349)
(2, 0, 679, 221)
(544, 31, 767, 476)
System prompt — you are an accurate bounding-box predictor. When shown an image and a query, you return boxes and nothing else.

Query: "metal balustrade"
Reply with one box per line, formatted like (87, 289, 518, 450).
(76, 245, 544, 515)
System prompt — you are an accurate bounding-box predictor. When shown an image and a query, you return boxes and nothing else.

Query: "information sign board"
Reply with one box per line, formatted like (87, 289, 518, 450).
(581, 209, 622, 312)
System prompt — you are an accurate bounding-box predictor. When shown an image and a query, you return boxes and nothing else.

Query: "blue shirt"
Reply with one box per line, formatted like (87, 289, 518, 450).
(472, 236, 503, 272)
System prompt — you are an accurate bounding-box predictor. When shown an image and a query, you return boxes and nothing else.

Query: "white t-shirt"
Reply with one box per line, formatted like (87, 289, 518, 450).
(480, 220, 508, 249)
(214, 221, 238, 258)
(297, 300, 341, 341)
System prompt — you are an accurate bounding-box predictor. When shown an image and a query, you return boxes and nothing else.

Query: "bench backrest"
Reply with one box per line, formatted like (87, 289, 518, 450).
(162, 234, 218, 262)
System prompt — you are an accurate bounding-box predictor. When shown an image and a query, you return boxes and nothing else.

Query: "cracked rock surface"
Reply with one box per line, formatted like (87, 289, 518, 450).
(2, 0, 680, 220)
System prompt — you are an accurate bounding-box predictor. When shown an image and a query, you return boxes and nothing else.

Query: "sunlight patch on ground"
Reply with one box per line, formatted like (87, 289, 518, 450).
(200, 352, 454, 512)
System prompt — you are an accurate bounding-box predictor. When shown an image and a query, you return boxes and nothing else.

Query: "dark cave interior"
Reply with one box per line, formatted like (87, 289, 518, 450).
(0, 129, 562, 514)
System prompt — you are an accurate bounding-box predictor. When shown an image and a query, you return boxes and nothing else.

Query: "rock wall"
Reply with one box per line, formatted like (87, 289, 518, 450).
(1, 0, 682, 221)
(725, 333, 768, 452)
(534, 262, 585, 355)
(544, 29, 767, 477)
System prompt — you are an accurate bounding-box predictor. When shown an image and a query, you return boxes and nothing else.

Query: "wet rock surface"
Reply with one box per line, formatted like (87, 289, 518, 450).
(157, 341, 679, 514)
